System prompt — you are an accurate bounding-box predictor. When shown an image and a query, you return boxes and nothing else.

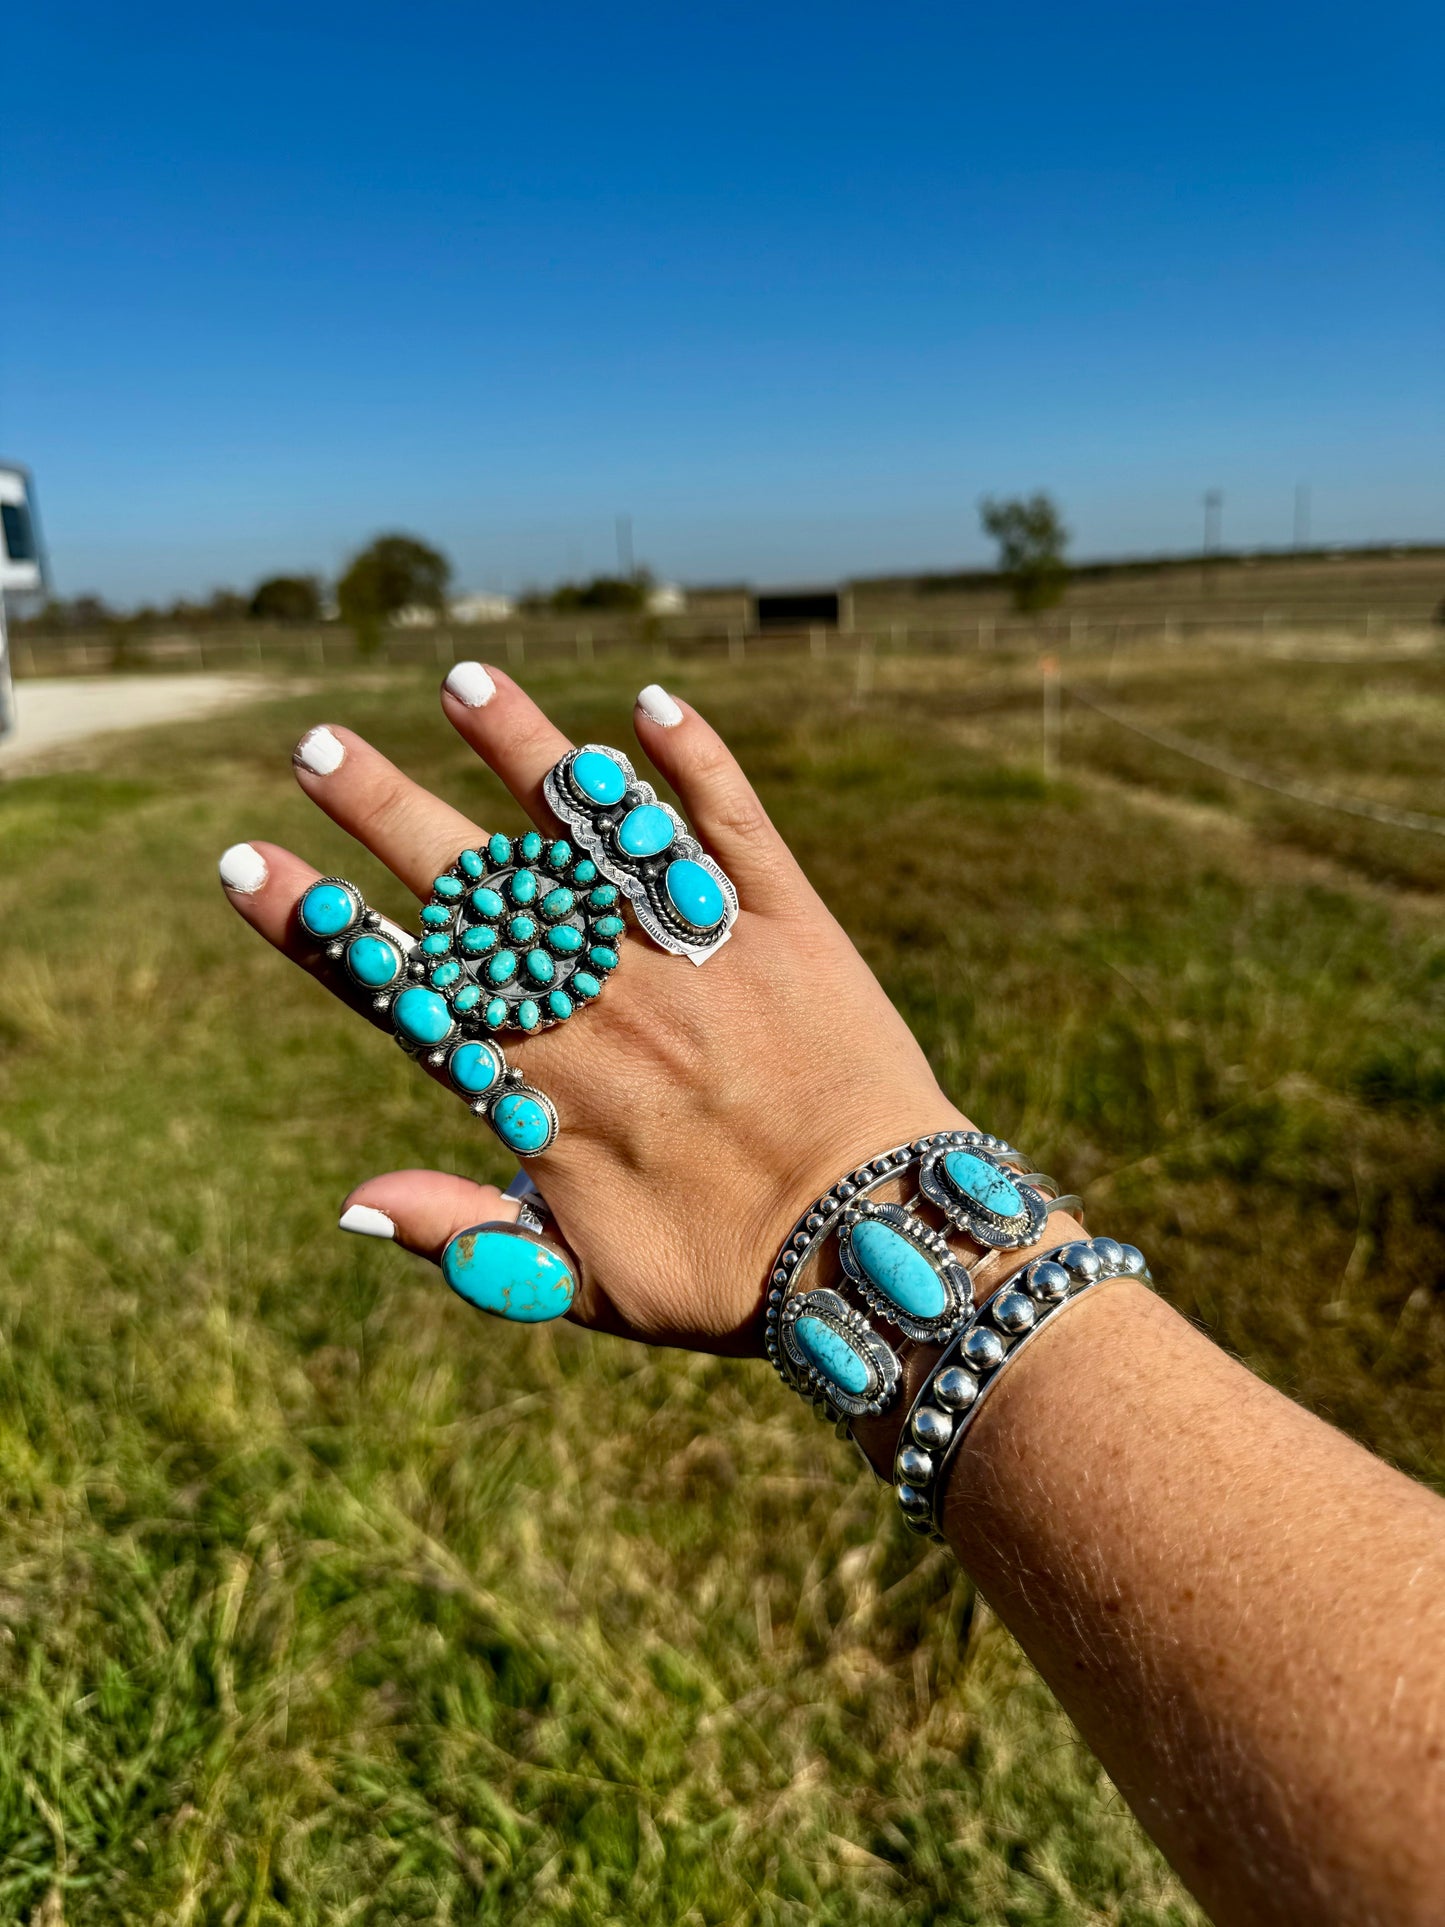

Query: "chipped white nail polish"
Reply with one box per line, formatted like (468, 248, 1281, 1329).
(294, 725, 345, 776)
(339, 1204, 395, 1240)
(637, 683, 683, 727)
(444, 661, 497, 708)
(218, 842, 268, 894)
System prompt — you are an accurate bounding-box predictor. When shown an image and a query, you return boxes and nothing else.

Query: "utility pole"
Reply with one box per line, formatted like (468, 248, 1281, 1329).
(1202, 489, 1223, 597)
(1293, 483, 1311, 551)
(616, 514, 634, 580)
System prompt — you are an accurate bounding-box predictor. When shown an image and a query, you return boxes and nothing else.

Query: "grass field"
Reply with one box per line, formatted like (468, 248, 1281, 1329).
(1, 642, 1443, 1922)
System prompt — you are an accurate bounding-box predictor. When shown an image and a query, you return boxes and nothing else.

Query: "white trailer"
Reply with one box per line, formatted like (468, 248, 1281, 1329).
(0, 463, 47, 744)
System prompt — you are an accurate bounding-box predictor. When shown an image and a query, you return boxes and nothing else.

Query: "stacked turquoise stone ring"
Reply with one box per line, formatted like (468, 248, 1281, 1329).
(541, 745, 738, 965)
(411, 832, 624, 1036)
(296, 874, 559, 1157)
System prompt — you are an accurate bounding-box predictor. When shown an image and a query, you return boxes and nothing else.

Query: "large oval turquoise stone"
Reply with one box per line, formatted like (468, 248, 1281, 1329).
(617, 804, 675, 858)
(664, 858, 726, 930)
(345, 934, 401, 987)
(572, 750, 627, 806)
(448, 1041, 500, 1095)
(942, 1151, 1025, 1220)
(442, 1226, 576, 1323)
(491, 1092, 553, 1154)
(794, 1315, 872, 1396)
(392, 986, 454, 1047)
(299, 882, 357, 939)
(850, 1220, 947, 1320)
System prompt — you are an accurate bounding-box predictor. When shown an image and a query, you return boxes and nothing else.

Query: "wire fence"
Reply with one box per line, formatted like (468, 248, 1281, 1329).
(1068, 684, 1445, 839)
(9, 609, 1443, 679)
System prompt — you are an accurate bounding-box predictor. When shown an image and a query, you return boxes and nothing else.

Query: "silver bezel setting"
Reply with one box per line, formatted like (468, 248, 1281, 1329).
(836, 1199, 973, 1343)
(917, 1139, 1050, 1251)
(542, 744, 739, 966)
(778, 1288, 902, 1419)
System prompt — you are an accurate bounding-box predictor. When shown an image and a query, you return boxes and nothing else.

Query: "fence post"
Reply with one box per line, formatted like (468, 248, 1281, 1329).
(508, 633, 525, 667)
(576, 628, 593, 664)
(728, 624, 745, 663)
(980, 617, 994, 648)
(810, 626, 826, 661)
(1041, 654, 1060, 780)
(854, 636, 875, 702)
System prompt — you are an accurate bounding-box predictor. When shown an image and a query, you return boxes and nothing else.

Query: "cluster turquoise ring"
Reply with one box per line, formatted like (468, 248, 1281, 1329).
(542, 745, 738, 964)
(297, 873, 560, 1156)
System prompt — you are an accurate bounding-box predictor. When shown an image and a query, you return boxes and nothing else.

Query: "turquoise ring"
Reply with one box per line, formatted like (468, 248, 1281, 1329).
(409, 831, 623, 1036)
(542, 745, 738, 965)
(440, 1221, 577, 1324)
(295, 875, 559, 1157)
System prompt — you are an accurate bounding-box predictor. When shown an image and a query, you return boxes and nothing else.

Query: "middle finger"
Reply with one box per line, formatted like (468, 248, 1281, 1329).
(291, 722, 491, 899)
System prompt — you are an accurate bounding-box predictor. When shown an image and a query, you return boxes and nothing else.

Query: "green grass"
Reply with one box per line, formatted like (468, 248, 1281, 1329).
(1, 646, 1442, 1921)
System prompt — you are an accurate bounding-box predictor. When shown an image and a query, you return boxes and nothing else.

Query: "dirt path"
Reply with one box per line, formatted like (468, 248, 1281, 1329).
(0, 674, 273, 774)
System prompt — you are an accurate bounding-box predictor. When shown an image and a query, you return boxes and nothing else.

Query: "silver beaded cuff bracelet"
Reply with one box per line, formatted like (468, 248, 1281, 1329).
(765, 1131, 1080, 1423)
(893, 1235, 1151, 1540)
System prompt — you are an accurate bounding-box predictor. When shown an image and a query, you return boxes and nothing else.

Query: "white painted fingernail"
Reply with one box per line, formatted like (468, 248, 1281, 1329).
(294, 725, 345, 776)
(339, 1204, 395, 1240)
(444, 661, 497, 708)
(218, 842, 268, 894)
(637, 683, 683, 727)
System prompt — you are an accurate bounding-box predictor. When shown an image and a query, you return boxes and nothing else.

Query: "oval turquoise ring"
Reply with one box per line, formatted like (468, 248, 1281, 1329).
(541, 744, 738, 965)
(440, 1222, 577, 1323)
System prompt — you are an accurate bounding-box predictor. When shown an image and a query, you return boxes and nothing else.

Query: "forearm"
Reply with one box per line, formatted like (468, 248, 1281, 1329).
(928, 1279, 1445, 1925)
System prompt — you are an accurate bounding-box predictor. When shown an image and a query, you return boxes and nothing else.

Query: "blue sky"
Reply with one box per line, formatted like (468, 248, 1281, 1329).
(4, 1, 1442, 602)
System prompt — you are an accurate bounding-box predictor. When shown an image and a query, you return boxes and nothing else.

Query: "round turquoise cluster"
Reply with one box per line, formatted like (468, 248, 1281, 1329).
(408, 830, 622, 1036)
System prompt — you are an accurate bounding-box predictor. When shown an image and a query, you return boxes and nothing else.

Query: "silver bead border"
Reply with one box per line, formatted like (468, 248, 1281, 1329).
(892, 1236, 1152, 1540)
(542, 744, 739, 966)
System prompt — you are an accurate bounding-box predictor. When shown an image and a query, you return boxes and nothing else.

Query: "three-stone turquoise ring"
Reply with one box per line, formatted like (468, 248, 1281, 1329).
(297, 874, 560, 1157)
(542, 745, 738, 964)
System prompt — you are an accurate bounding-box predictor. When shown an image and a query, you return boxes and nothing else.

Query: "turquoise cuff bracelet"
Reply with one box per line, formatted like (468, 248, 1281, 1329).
(297, 874, 560, 1156)
(542, 744, 738, 964)
(766, 1131, 1074, 1423)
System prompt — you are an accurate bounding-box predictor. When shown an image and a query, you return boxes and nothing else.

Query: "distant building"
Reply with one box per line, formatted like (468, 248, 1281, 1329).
(752, 587, 851, 632)
(390, 604, 439, 628)
(449, 592, 516, 624)
(646, 584, 686, 616)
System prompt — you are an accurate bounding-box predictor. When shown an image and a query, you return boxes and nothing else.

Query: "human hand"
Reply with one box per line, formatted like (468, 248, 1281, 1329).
(219, 669, 971, 1356)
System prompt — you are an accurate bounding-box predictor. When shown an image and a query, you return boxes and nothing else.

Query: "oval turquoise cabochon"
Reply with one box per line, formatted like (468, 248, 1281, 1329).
(571, 749, 627, 806)
(941, 1150, 1024, 1219)
(663, 857, 726, 930)
(850, 1219, 948, 1320)
(442, 1226, 576, 1323)
(793, 1314, 873, 1396)
(616, 804, 676, 858)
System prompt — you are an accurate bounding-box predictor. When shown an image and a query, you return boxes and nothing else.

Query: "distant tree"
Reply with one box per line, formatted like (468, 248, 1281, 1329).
(546, 570, 653, 614)
(207, 588, 250, 623)
(979, 493, 1070, 612)
(337, 535, 451, 649)
(250, 575, 322, 623)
